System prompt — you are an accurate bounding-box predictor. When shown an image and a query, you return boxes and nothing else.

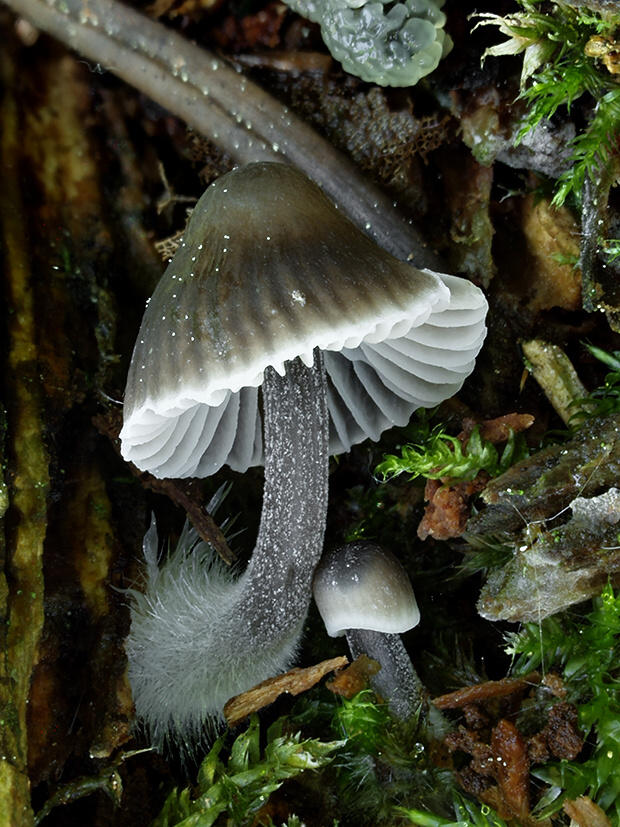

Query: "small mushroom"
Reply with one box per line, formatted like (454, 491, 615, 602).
(120, 162, 487, 748)
(313, 541, 423, 720)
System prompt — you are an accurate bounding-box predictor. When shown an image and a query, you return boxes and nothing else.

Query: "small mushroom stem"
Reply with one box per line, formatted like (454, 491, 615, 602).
(346, 629, 425, 721)
(242, 351, 329, 654)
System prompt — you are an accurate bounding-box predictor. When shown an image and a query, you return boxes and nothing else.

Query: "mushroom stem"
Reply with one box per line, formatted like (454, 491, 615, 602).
(126, 351, 329, 748)
(346, 628, 425, 722)
(4, 0, 444, 268)
(242, 351, 329, 656)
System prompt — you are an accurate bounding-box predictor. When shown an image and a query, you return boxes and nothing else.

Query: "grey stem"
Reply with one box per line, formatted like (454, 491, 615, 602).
(346, 628, 425, 721)
(126, 351, 329, 748)
(3, 0, 444, 269)
(241, 351, 329, 649)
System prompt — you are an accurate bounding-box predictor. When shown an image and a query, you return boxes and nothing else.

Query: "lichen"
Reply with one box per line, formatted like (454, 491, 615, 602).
(284, 0, 452, 86)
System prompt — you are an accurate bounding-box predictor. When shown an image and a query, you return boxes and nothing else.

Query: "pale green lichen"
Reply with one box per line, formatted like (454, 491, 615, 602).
(284, 0, 452, 86)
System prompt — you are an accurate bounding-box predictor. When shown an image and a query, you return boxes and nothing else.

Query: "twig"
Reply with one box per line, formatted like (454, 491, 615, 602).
(521, 339, 593, 426)
(3, 0, 444, 269)
(92, 411, 236, 564)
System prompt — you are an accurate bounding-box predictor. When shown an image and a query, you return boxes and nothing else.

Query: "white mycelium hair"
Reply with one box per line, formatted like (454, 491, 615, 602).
(125, 518, 304, 750)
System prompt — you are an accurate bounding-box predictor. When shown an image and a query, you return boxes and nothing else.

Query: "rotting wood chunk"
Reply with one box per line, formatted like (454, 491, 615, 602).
(418, 413, 535, 541)
(435, 674, 583, 823)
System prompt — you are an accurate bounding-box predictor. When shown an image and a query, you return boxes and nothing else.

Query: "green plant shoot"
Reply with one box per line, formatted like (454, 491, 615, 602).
(475, 1, 620, 208)
(569, 343, 620, 424)
(376, 423, 527, 484)
(152, 715, 343, 827)
(399, 790, 512, 826)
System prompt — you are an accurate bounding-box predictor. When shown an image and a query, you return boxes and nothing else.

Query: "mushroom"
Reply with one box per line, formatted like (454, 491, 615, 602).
(120, 162, 487, 749)
(313, 541, 423, 720)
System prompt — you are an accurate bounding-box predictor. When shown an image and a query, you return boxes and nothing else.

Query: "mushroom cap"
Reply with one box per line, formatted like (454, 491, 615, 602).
(312, 541, 420, 637)
(120, 162, 487, 479)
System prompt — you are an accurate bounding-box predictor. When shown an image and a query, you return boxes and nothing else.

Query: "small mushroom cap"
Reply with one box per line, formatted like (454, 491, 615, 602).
(120, 162, 487, 479)
(312, 541, 420, 637)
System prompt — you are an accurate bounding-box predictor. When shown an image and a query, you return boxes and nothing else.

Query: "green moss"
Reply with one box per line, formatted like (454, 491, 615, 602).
(507, 584, 620, 823)
(152, 715, 342, 827)
(376, 415, 528, 484)
(477, 0, 620, 207)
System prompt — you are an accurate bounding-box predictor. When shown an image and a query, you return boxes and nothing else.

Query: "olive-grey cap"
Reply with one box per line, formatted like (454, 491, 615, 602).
(120, 162, 487, 479)
(312, 541, 420, 637)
